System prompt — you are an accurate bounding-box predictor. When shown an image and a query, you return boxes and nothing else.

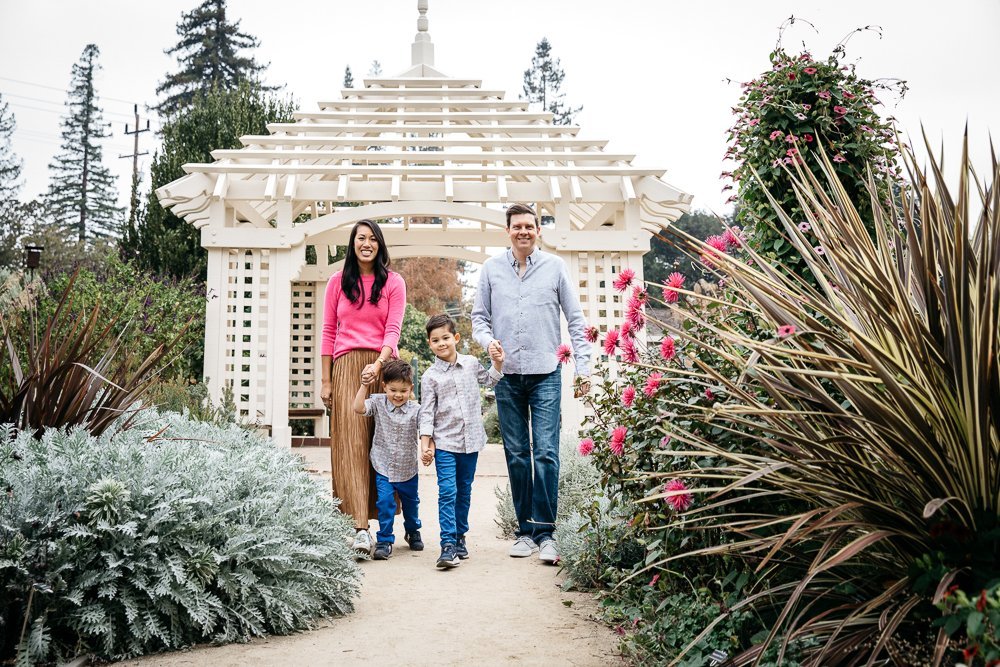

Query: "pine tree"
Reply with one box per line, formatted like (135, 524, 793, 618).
(44, 44, 123, 243)
(521, 38, 582, 125)
(155, 0, 270, 116)
(368, 60, 382, 78)
(343, 65, 354, 88)
(0, 93, 22, 201)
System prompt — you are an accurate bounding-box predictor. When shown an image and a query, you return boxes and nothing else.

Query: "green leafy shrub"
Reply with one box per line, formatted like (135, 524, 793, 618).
(726, 43, 904, 281)
(935, 582, 1000, 667)
(40, 254, 206, 380)
(0, 410, 361, 663)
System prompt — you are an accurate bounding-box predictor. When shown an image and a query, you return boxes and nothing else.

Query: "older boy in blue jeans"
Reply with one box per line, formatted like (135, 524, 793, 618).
(419, 314, 504, 568)
(352, 359, 424, 560)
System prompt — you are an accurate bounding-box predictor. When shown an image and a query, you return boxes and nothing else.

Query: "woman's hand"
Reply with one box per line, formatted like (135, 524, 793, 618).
(321, 381, 333, 408)
(360, 363, 380, 385)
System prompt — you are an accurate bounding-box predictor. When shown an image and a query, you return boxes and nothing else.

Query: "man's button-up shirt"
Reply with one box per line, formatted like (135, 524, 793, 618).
(419, 354, 503, 454)
(471, 247, 591, 376)
(364, 394, 420, 483)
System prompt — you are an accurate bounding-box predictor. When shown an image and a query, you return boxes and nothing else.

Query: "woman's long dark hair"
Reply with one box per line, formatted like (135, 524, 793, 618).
(341, 219, 391, 306)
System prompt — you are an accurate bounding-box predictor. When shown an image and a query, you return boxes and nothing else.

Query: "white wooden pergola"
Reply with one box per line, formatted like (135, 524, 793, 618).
(157, 1, 691, 447)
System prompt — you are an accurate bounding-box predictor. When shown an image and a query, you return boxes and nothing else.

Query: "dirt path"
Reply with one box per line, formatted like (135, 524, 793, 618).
(122, 444, 621, 667)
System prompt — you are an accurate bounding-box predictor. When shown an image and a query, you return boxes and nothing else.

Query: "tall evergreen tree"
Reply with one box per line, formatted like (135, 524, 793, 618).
(155, 0, 270, 116)
(44, 44, 123, 243)
(368, 60, 382, 78)
(343, 65, 354, 88)
(0, 93, 22, 201)
(521, 38, 582, 125)
(122, 83, 295, 279)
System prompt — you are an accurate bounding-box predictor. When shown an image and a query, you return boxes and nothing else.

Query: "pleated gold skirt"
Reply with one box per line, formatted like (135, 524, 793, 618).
(329, 349, 379, 529)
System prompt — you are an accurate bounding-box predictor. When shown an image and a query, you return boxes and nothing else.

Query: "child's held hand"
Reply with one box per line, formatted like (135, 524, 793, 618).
(489, 339, 505, 364)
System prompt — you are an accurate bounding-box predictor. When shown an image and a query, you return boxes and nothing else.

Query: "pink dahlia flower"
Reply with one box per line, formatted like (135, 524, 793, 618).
(612, 268, 635, 292)
(663, 479, 693, 512)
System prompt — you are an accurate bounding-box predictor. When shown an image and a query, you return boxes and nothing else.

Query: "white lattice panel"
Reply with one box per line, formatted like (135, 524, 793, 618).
(289, 282, 319, 410)
(223, 249, 271, 421)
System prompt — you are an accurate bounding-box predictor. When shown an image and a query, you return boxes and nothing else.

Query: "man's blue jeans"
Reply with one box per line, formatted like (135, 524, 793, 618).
(374, 472, 421, 545)
(494, 370, 561, 543)
(434, 450, 479, 547)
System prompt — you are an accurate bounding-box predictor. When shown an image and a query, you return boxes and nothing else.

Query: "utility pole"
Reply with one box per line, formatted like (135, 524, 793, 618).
(119, 104, 150, 229)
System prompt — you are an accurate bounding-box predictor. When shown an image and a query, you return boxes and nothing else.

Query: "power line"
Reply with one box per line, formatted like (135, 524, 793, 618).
(3, 92, 139, 120)
(0, 75, 147, 106)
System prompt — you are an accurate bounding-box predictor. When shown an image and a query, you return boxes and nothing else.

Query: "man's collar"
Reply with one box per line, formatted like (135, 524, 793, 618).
(507, 247, 540, 267)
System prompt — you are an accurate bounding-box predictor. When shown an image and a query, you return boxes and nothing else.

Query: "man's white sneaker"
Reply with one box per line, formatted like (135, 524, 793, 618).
(538, 538, 559, 564)
(509, 536, 538, 558)
(352, 530, 373, 559)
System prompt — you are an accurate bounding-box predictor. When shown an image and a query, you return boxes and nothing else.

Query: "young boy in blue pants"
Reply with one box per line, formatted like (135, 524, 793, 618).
(419, 314, 504, 568)
(352, 359, 424, 560)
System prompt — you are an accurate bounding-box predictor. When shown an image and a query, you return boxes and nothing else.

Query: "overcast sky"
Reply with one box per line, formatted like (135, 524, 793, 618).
(1, 0, 997, 216)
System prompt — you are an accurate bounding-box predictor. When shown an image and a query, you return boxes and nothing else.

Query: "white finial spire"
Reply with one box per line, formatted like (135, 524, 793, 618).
(411, 0, 434, 67)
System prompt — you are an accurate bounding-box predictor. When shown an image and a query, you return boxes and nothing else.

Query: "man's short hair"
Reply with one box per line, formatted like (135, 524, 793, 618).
(380, 359, 413, 385)
(425, 313, 457, 337)
(505, 202, 539, 228)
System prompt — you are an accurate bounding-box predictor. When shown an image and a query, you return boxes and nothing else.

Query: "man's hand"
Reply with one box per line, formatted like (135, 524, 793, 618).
(574, 376, 592, 399)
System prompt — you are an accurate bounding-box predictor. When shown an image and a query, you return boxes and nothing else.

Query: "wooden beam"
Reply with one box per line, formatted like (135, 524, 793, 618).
(211, 149, 636, 163)
(341, 87, 504, 97)
(265, 123, 580, 135)
(238, 135, 609, 149)
(292, 111, 554, 122)
(183, 163, 666, 177)
(318, 99, 528, 110)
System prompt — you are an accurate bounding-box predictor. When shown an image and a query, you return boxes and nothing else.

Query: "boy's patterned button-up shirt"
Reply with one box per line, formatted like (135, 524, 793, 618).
(419, 353, 502, 454)
(364, 394, 420, 483)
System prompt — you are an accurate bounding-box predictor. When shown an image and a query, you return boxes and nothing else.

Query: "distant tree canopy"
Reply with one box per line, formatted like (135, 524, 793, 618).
(122, 83, 295, 279)
(522, 38, 581, 125)
(643, 210, 729, 286)
(44, 44, 122, 243)
(393, 256, 463, 316)
(155, 0, 271, 116)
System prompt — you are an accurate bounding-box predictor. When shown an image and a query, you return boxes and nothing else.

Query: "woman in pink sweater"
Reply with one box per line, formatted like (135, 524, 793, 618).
(320, 219, 406, 556)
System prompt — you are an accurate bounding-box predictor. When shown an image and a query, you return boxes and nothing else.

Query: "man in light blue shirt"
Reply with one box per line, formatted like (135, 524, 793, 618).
(472, 203, 592, 563)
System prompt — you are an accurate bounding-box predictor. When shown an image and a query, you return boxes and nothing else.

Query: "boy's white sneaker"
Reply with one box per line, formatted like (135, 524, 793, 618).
(352, 530, 373, 559)
(509, 536, 538, 557)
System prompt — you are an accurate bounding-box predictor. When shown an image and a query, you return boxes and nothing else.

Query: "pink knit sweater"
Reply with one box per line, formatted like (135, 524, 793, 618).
(321, 271, 406, 359)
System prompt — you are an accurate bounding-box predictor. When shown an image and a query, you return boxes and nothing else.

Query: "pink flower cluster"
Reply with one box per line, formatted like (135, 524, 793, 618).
(612, 268, 635, 292)
(663, 479, 693, 512)
(556, 344, 573, 364)
(664, 272, 685, 304)
(609, 426, 627, 456)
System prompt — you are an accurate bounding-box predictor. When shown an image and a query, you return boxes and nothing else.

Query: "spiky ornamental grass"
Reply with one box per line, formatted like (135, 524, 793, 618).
(644, 139, 998, 665)
(0, 410, 361, 663)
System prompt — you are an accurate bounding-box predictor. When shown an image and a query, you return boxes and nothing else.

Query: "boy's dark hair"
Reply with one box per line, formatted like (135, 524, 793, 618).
(380, 358, 413, 385)
(505, 202, 538, 228)
(425, 313, 457, 337)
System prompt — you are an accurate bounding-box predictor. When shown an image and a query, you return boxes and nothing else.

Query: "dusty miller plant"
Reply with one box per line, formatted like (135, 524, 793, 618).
(0, 409, 361, 663)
